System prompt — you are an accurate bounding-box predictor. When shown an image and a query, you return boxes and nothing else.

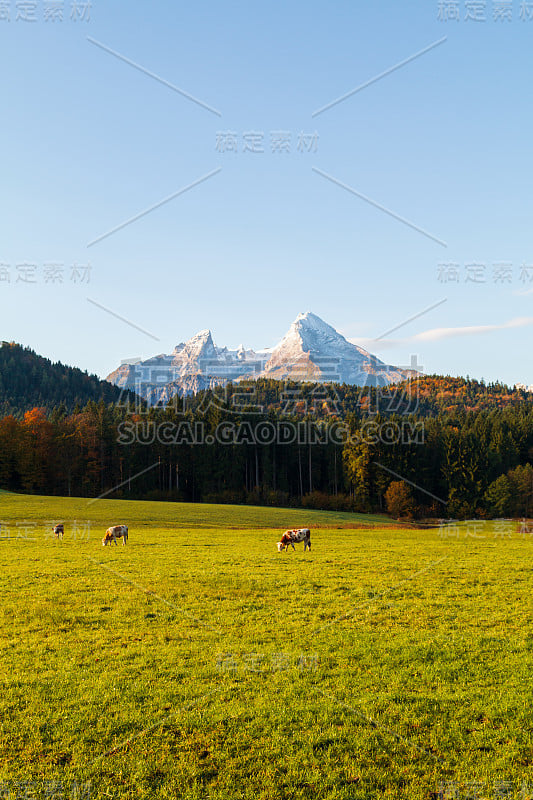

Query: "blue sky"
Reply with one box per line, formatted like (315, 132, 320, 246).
(1, 0, 532, 384)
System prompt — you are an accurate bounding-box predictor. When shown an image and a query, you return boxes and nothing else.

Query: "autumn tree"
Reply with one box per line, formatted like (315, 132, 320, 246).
(385, 480, 416, 520)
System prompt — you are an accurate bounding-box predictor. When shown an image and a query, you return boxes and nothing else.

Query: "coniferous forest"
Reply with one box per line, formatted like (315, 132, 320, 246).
(0, 342, 532, 519)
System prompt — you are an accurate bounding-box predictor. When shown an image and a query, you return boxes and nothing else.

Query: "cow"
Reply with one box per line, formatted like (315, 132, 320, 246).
(53, 524, 64, 540)
(277, 528, 311, 553)
(102, 525, 128, 546)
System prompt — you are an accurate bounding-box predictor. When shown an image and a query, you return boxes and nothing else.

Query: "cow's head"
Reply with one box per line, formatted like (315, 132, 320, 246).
(277, 541, 285, 552)
(102, 536, 109, 546)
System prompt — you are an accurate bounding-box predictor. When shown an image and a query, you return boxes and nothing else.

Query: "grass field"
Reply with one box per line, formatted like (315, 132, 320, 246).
(0, 492, 532, 799)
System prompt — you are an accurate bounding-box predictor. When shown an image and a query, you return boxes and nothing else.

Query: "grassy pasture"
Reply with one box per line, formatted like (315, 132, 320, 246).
(0, 492, 532, 799)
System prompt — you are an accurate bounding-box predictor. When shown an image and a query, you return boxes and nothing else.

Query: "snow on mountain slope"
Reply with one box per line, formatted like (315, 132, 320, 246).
(263, 312, 408, 385)
(106, 313, 417, 403)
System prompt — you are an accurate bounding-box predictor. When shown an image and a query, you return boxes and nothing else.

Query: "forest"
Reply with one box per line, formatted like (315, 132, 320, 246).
(0, 342, 137, 415)
(0, 386, 531, 521)
(1, 341, 532, 519)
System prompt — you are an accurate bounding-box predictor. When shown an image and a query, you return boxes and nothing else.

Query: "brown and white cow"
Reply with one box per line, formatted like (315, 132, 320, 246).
(277, 528, 311, 553)
(53, 524, 64, 540)
(102, 525, 128, 546)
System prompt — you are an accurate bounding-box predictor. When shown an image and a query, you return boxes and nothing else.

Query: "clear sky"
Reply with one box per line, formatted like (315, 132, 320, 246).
(1, 0, 531, 385)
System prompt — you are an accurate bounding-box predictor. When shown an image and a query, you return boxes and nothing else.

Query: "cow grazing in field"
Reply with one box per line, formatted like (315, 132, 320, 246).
(102, 525, 128, 546)
(277, 528, 311, 553)
(53, 524, 64, 540)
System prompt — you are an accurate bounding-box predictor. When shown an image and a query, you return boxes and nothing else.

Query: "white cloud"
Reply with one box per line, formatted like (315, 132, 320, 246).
(349, 316, 533, 350)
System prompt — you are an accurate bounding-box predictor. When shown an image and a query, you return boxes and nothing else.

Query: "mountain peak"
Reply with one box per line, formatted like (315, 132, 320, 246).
(294, 311, 328, 327)
(292, 311, 340, 338)
(262, 312, 408, 383)
(281, 312, 347, 354)
(182, 328, 217, 361)
(264, 312, 350, 375)
(187, 328, 213, 344)
(295, 310, 321, 323)
(107, 313, 416, 403)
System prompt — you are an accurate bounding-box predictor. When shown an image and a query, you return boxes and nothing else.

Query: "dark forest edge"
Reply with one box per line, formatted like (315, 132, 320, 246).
(0, 341, 138, 415)
(0, 341, 532, 520)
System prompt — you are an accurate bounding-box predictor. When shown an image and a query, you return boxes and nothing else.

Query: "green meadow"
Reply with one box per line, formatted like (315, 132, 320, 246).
(0, 492, 532, 799)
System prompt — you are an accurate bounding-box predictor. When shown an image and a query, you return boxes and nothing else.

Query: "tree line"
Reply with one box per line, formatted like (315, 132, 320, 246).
(0, 384, 531, 519)
(0, 342, 136, 416)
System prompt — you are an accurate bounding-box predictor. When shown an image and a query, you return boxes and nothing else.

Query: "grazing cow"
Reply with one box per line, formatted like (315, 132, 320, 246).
(277, 528, 311, 553)
(102, 525, 128, 546)
(53, 524, 64, 540)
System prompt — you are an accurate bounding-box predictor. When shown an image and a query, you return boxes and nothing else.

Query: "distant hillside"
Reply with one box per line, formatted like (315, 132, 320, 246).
(0, 342, 139, 416)
(0, 340, 529, 422)
(403, 375, 531, 415)
(185, 375, 531, 419)
(353, 375, 531, 417)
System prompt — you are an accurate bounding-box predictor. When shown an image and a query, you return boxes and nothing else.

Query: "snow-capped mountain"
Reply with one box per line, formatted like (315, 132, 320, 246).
(106, 312, 416, 404)
(263, 312, 408, 384)
(106, 329, 272, 403)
